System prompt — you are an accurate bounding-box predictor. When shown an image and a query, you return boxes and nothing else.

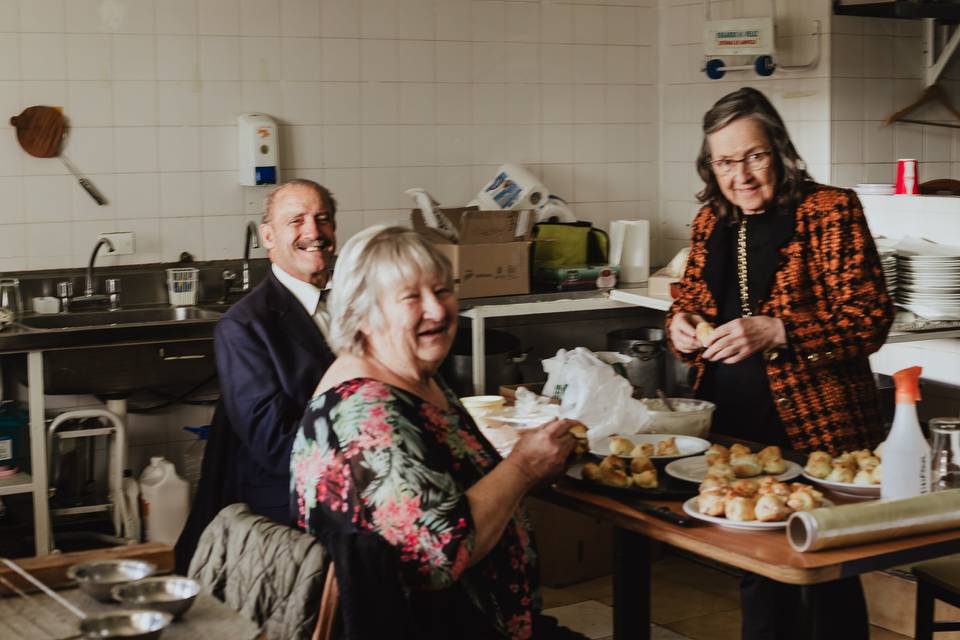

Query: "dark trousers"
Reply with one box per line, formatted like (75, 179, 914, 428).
(740, 573, 869, 640)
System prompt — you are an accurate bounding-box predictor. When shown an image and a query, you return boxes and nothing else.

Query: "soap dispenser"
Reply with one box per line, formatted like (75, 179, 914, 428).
(238, 114, 279, 186)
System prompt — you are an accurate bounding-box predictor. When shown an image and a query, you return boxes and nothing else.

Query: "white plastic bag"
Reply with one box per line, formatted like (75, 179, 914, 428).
(541, 347, 645, 442)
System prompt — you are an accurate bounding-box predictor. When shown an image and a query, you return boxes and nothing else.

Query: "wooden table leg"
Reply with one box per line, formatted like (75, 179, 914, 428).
(797, 583, 819, 639)
(613, 527, 650, 640)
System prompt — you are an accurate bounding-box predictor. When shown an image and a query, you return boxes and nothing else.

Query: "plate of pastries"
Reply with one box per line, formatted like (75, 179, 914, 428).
(568, 452, 698, 500)
(665, 443, 803, 484)
(683, 474, 831, 530)
(590, 434, 711, 461)
(801, 445, 882, 498)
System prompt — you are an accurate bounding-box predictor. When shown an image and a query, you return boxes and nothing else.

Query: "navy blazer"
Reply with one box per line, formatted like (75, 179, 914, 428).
(175, 269, 334, 572)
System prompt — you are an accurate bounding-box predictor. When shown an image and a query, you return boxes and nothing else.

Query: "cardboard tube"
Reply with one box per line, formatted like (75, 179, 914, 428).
(787, 489, 960, 552)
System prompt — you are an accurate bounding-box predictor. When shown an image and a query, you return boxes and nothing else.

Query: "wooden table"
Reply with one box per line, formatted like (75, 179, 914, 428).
(547, 481, 960, 640)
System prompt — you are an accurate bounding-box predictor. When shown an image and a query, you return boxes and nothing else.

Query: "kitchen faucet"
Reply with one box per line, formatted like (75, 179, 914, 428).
(85, 237, 114, 297)
(221, 221, 260, 301)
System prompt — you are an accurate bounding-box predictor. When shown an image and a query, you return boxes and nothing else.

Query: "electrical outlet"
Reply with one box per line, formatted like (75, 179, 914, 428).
(100, 232, 135, 255)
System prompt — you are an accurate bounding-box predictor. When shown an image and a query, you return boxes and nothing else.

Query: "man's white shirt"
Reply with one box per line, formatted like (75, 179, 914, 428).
(271, 263, 330, 342)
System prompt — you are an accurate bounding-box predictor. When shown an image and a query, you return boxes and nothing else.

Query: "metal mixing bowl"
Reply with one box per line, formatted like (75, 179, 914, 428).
(111, 576, 201, 619)
(67, 560, 157, 602)
(78, 609, 172, 639)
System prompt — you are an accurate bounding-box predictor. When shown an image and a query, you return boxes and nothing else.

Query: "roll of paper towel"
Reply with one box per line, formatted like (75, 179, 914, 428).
(609, 219, 650, 284)
(475, 164, 549, 211)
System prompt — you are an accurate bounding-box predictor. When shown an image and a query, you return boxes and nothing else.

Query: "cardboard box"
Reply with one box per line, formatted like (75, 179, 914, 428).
(647, 266, 679, 299)
(412, 207, 533, 299)
(525, 497, 614, 587)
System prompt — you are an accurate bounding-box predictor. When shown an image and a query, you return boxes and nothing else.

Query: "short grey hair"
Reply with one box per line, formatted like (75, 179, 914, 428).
(262, 179, 338, 224)
(328, 225, 454, 356)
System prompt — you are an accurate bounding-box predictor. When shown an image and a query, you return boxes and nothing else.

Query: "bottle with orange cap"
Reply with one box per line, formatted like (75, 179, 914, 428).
(880, 366, 931, 500)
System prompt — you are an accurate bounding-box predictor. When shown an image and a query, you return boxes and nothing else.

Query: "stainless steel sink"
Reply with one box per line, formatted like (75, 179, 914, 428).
(20, 306, 222, 330)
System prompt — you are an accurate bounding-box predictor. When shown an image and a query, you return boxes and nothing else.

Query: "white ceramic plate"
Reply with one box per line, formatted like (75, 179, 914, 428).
(486, 414, 555, 429)
(682, 496, 832, 531)
(665, 455, 802, 483)
(589, 434, 711, 460)
(800, 471, 881, 498)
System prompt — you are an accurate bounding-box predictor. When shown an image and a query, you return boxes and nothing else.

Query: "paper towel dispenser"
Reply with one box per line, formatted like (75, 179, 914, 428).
(238, 114, 279, 186)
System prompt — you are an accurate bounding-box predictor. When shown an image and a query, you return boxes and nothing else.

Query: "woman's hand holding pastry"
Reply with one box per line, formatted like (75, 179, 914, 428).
(670, 312, 708, 353)
(507, 419, 580, 487)
(702, 316, 787, 363)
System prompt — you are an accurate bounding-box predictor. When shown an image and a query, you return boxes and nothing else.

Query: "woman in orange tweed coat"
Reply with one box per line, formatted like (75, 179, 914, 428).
(666, 87, 894, 640)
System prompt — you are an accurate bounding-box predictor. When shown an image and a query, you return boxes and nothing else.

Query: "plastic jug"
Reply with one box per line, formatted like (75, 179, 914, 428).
(121, 470, 142, 542)
(139, 456, 190, 545)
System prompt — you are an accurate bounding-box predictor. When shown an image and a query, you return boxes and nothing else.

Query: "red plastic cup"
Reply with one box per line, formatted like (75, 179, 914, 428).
(895, 159, 919, 195)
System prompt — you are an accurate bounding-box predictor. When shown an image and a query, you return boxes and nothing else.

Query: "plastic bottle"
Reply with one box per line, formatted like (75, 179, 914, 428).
(139, 456, 190, 545)
(881, 366, 931, 500)
(121, 469, 142, 543)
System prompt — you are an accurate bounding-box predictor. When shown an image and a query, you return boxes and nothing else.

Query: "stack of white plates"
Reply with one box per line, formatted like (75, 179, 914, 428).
(879, 248, 897, 293)
(854, 183, 895, 196)
(896, 253, 960, 320)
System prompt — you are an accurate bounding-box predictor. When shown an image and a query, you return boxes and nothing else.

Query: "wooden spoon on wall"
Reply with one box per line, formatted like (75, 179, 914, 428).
(10, 106, 108, 205)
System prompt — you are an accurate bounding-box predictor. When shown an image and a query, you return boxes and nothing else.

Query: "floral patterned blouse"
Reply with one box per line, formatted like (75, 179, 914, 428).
(291, 378, 540, 639)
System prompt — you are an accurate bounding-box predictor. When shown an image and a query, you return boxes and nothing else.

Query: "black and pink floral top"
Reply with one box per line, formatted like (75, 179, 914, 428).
(291, 378, 540, 639)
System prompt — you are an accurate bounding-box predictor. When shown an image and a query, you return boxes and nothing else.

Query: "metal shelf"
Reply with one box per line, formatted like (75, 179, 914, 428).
(0, 472, 33, 497)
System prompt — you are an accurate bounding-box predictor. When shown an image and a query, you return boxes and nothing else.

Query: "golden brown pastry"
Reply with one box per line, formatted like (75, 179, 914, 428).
(569, 422, 589, 457)
(729, 478, 759, 497)
(870, 464, 882, 483)
(697, 487, 728, 516)
(729, 443, 751, 458)
(630, 455, 654, 474)
(707, 462, 736, 482)
(853, 468, 875, 485)
(609, 436, 634, 457)
(583, 461, 632, 488)
(757, 477, 791, 497)
(699, 474, 729, 493)
(656, 437, 679, 457)
(725, 496, 757, 521)
(804, 452, 832, 479)
(786, 484, 824, 511)
(730, 453, 763, 478)
(755, 494, 791, 522)
(757, 446, 782, 463)
(695, 321, 716, 347)
(600, 454, 626, 473)
(856, 455, 880, 471)
(833, 453, 857, 471)
(631, 442, 655, 458)
(827, 463, 855, 484)
(808, 451, 832, 465)
(582, 462, 603, 483)
(704, 443, 729, 465)
(762, 456, 786, 475)
(632, 469, 658, 489)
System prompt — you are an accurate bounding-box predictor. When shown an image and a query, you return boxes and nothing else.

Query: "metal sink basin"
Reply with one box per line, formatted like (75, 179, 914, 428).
(20, 306, 221, 330)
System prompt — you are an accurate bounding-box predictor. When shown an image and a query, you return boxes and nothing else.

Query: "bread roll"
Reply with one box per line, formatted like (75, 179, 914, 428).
(630, 455, 654, 474)
(757, 446, 782, 463)
(656, 437, 679, 456)
(808, 451, 832, 465)
(705, 443, 729, 465)
(725, 496, 757, 521)
(762, 456, 787, 475)
(804, 453, 832, 479)
(600, 455, 626, 473)
(699, 474, 729, 493)
(707, 462, 736, 482)
(755, 494, 791, 522)
(853, 468, 875, 485)
(729, 443, 751, 458)
(730, 478, 759, 497)
(632, 469, 658, 489)
(599, 467, 632, 488)
(730, 453, 763, 478)
(582, 462, 603, 483)
(569, 422, 589, 456)
(857, 455, 880, 471)
(827, 463, 855, 484)
(757, 477, 791, 497)
(697, 488, 728, 516)
(631, 442, 655, 458)
(609, 436, 634, 456)
(695, 321, 715, 347)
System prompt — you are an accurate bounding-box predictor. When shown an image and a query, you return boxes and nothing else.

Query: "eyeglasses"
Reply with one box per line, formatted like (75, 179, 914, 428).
(708, 151, 773, 175)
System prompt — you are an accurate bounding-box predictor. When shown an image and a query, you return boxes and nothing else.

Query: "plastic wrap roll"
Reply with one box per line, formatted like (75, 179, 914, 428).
(787, 489, 960, 552)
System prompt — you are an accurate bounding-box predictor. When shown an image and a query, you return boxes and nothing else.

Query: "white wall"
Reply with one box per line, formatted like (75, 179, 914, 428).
(656, 0, 834, 265)
(0, 0, 658, 273)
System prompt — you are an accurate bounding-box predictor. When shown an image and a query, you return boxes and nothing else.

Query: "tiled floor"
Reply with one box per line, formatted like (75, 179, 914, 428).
(541, 553, 911, 640)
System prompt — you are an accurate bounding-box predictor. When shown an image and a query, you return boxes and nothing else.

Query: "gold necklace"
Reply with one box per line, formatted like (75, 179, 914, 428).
(737, 218, 752, 317)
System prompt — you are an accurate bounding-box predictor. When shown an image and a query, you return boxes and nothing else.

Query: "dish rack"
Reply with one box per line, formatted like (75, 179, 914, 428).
(166, 267, 199, 307)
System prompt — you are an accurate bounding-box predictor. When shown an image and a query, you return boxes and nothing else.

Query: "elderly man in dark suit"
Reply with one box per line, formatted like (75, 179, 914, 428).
(175, 179, 338, 572)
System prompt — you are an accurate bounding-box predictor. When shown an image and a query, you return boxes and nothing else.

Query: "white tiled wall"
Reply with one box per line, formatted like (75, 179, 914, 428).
(0, 0, 658, 273)
(656, 0, 835, 265)
(829, 14, 960, 188)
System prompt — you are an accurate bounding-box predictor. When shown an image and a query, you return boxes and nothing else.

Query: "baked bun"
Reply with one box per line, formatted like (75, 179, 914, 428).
(695, 321, 716, 347)
(762, 456, 786, 475)
(725, 496, 757, 521)
(755, 494, 790, 522)
(786, 484, 824, 511)
(705, 443, 729, 465)
(729, 443, 751, 458)
(582, 462, 603, 483)
(630, 455, 654, 474)
(568, 422, 589, 457)
(757, 477, 791, 498)
(609, 436, 634, 456)
(857, 455, 880, 471)
(853, 468, 875, 485)
(632, 469, 658, 489)
(656, 437, 679, 456)
(631, 442, 655, 458)
(827, 463, 855, 484)
(600, 455, 626, 473)
(730, 453, 763, 478)
(699, 474, 729, 493)
(729, 478, 759, 498)
(707, 462, 736, 482)
(583, 461, 632, 488)
(757, 446, 782, 463)
(804, 452, 832, 479)
(697, 488, 728, 516)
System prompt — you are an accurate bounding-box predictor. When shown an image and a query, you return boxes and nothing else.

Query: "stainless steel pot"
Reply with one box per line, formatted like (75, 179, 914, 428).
(441, 329, 527, 396)
(606, 328, 665, 399)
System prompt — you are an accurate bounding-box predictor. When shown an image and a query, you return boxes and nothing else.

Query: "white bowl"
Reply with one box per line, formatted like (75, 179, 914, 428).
(638, 398, 715, 438)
